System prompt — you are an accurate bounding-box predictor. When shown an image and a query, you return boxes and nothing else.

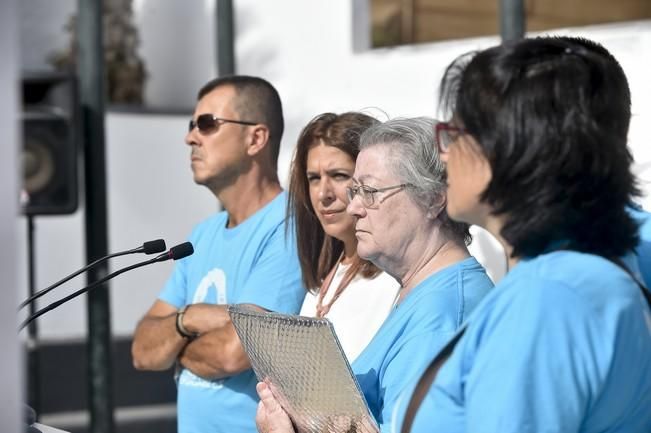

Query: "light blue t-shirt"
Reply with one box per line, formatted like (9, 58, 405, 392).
(396, 251, 651, 433)
(351, 257, 493, 432)
(629, 206, 651, 287)
(159, 192, 305, 433)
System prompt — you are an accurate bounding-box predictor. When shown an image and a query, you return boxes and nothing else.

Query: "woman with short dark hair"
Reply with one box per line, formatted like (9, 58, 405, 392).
(398, 36, 651, 433)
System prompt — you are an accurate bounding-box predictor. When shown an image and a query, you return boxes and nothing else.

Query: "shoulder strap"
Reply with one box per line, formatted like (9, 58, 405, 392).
(607, 256, 651, 309)
(400, 327, 466, 433)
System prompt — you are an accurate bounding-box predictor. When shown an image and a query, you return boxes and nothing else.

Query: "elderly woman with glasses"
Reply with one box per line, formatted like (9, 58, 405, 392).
(256, 117, 493, 433)
(395, 37, 651, 433)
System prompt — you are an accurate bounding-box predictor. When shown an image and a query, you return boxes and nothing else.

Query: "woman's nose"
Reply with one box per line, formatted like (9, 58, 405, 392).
(347, 194, 366, 218)
(318, 179, 334, 202)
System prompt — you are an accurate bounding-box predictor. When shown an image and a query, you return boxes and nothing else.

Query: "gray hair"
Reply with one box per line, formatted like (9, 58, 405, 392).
(359, 117, 471, 245)
(359, 117, 445, 211)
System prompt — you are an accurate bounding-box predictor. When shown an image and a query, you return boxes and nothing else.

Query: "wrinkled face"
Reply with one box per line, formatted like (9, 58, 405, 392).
(185, 85, 252, 190)
(439, 124, 492, 227)
(307, 143, 357, 243)
(347, 145, 426, 270)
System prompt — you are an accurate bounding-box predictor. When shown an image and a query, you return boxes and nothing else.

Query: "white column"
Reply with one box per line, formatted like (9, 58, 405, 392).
(0, 0, 24, 431)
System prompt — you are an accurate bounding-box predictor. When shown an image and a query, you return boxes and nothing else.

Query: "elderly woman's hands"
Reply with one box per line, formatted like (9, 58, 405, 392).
(256, 380, 379, 433)
(256, 381, 295, 433)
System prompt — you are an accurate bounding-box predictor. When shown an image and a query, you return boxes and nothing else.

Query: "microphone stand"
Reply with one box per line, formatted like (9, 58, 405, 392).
(19, 242, 192, 332)
(19, 237, 163, 427)
(26, 215, 41, 417)
(19, 241, 188, 433)
(18, 240, 165, 310)
(20, 256, 162, 332)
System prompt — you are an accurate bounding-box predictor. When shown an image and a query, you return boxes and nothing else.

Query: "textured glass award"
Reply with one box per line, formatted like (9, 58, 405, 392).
(229, 304, 379, 433)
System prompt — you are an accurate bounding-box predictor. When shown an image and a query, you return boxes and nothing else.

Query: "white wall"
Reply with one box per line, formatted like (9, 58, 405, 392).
(2, 0, 24, 431)
(105, 113, 217, 333)
(19, 0, 76, 71)
(132, 0, 216, 109)
(18, 1, 651, 339)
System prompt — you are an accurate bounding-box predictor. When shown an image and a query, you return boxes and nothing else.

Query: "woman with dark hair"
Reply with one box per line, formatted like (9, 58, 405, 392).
(289, 112, 400, 362)
(398, 36, 651, 433)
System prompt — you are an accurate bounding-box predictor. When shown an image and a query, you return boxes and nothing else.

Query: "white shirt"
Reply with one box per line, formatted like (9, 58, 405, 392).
(300, 263, 401, 362)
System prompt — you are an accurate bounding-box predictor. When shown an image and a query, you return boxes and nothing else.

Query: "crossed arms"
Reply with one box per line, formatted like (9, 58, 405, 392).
(131, 300, 259, 379)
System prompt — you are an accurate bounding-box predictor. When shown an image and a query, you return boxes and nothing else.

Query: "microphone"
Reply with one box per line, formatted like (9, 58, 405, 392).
(18, 239, 167, 310)
(151, 241, 194, 263)
(18, 242, 193, 331)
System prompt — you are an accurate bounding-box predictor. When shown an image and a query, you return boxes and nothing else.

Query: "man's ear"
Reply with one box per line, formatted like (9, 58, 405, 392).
(427, 194, 446, 219)
(246, 124, 271, 157)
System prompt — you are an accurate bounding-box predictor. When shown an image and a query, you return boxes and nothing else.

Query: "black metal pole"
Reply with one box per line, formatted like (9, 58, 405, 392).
(500, 0, 525, 42)
(77, 1, 115, 433)
(26, 215, 41, 418)
(217, 0, 235, 76)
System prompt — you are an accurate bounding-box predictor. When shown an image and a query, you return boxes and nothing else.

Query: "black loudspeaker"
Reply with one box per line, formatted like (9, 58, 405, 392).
(21, 72, 79, 215)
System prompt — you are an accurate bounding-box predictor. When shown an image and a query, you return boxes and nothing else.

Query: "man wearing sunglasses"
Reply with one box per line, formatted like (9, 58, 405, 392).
(132, 76, 305, 433)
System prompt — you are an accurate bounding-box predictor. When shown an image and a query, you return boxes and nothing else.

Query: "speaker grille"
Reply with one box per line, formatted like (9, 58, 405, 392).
(21, 73, 79, 215)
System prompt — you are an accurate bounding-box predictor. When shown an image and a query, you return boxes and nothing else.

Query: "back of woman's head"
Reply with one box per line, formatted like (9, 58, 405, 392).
(439, 36, 639, 258)
(359, 117, 471, 246)
(289, 112, 380, 289)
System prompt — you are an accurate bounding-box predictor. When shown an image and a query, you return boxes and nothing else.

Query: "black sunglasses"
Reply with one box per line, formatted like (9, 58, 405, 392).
(188, 114, 258, 133)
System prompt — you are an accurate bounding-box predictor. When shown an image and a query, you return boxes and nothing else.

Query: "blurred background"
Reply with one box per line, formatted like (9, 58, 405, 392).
(2, 0, 650, 432)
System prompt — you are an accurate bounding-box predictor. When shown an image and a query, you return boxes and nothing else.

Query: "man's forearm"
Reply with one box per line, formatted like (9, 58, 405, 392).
(132, 313, 187, 371)
(132, 302, 255, 377)
(178, 323, 251, 379)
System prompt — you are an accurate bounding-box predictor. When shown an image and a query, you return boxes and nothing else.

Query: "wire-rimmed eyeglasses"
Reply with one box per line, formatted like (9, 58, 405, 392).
(189, 113, 258, 134)
(435, 122, 467, 153)
(346, 183, 411, 207)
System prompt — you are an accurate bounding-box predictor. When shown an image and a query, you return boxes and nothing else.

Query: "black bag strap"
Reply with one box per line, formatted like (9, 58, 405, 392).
(400, 327, 466, 433)
(607, 256, 651, 309)
(401, 255, 651, 433)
